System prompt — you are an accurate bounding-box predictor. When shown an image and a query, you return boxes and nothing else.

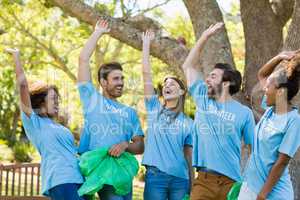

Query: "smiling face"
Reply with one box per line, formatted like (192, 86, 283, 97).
(162, 78, 184, 101)
(101, 69, 124, 98)
(44, 88, 59, 118)
(264, 76, 277, 106)
(205, 68, 224, 98)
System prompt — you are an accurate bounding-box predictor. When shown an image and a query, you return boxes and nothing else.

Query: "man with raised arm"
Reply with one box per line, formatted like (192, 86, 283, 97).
(77, 20, 144, 200)
(181, 23, 255, 200)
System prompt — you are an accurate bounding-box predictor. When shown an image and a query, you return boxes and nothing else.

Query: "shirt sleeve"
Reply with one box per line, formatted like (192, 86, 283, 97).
(78, 126, 90, 154)
(184, 118, 193, 146)
(279, 116, 300, 157)
(188, 79, 208, 107)
(144, 95, 161, 112)
(77, 81, 101, 113)
(130, 109, 144, 138)
(243, 109, 256, 146)
(21, 111, 41, 143)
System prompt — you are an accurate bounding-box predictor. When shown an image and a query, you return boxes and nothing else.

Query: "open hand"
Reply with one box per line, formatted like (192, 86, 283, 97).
(95, 19, 110, 34)
(108, 141, 129, 157)
(142, 30, 155, 43)
(201, 22, 224, 39)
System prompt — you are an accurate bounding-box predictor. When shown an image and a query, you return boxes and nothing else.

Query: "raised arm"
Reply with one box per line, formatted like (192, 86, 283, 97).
(78, 20, 110, 83)
(141, 30, 155, 99)
(181, 22, 224, 87)
(6, 48, 32, 116)
(257, 51, 296, 88)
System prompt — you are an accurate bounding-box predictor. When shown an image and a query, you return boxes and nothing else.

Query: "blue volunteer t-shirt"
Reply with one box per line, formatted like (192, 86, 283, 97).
(21, 112, 84, 196)
(189, 79, 255, 181)
(77, 81, 144, 153)
(142, 96, 193, 180)
(244, 101, 300, 199)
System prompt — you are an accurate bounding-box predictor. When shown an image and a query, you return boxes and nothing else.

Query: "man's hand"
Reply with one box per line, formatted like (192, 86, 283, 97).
(94, 19, 110, 34)
(109, 141, 129, 157)
(201, 22, 224, 40)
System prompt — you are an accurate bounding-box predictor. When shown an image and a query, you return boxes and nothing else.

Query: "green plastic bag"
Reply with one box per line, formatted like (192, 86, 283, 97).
(78, 148, 139, 198)
(227, 182, 242, 200)
(182, 194, 190, 200)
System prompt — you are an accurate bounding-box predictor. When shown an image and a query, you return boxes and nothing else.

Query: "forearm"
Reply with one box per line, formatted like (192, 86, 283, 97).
(78, 31, 103, 82)
(182, 35, 209, 72)
(12, 56, 32, 115)
(258, 55, 283, 81)
(259, 159, 289, 197)
(79, 31, 103, 62)
(142, 34, 155, 97)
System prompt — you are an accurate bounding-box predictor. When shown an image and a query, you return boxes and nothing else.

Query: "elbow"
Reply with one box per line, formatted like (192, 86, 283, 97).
(135, 141, 144, 155)
(137, 143, 144, 154)
(19, 80, 28, 89)
(79, 54, 89, 64)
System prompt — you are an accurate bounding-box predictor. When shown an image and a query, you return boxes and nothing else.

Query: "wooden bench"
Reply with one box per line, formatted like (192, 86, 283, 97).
(0, 163, 49, 200)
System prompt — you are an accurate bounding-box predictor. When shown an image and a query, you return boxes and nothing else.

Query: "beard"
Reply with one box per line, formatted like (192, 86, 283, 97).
(106, 85, 124, 98)
(207, 83, 222, 99)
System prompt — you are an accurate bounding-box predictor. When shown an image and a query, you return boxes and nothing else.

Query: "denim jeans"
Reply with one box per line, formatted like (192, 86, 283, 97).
(48, 183, 86, 200)
(97, 184, 132, 200)
(144, 166, 190, 200)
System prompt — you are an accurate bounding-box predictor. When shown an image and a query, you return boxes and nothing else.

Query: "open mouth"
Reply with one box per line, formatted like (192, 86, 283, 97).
(115, 86, 123, 90)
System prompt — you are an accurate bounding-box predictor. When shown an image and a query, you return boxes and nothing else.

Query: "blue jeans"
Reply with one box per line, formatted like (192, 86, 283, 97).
(97, 184, 132, 200)
(48, 183, 86, 200)
(144, 166, 190, 200)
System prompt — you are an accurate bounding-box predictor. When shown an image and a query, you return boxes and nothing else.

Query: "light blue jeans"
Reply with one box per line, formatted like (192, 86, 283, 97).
(144, 166, 190, 200)
(97, 184, 132, 200)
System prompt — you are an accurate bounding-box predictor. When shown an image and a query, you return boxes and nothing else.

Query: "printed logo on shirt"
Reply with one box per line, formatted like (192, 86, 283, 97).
(206, 104, 236, 122)
(105, 104, 129, 118)
(260, 119, 282, 139)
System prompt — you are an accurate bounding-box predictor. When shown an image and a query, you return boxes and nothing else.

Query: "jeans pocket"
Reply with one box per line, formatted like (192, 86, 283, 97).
(146, 166, 159, 176)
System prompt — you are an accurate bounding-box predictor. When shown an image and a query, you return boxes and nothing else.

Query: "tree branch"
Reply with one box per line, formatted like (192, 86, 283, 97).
(44, 0, 188, 70)
(3, 12, 77, 82)
(271, 0, 295, 26)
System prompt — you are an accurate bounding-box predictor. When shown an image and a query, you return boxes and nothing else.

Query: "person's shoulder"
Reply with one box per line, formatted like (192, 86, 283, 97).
(117, 102, 138, 114)
(232, 100, 253, 115)
(289, 109, 300, 123)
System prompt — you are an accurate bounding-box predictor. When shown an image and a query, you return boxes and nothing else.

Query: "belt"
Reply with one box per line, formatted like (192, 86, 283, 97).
(196, 167, 224, 176)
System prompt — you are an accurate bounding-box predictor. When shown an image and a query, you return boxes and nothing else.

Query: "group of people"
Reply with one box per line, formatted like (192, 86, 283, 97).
(5, 19, 300, 200)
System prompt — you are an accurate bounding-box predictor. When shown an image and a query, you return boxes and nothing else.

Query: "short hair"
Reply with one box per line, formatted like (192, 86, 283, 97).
(97, 62, 123, 82)
(214, 63, 242, 95)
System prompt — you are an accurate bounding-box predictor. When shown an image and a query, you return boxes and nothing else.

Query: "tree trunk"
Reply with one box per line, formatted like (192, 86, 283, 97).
(240, 0, 284, 101)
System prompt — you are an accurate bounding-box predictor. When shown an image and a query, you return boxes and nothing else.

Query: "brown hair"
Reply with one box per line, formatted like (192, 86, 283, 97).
(97, 62, 123, 83)
(29, 82, 59, 117)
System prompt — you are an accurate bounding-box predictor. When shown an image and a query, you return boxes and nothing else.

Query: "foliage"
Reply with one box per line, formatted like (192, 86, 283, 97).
(12, 142, 35, 162)
(0, 0, 244, 161)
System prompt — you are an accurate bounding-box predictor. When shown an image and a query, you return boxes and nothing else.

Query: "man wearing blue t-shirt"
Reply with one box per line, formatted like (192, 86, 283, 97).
(181, 23, 255, 199)
(77, 19, 144, 200)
